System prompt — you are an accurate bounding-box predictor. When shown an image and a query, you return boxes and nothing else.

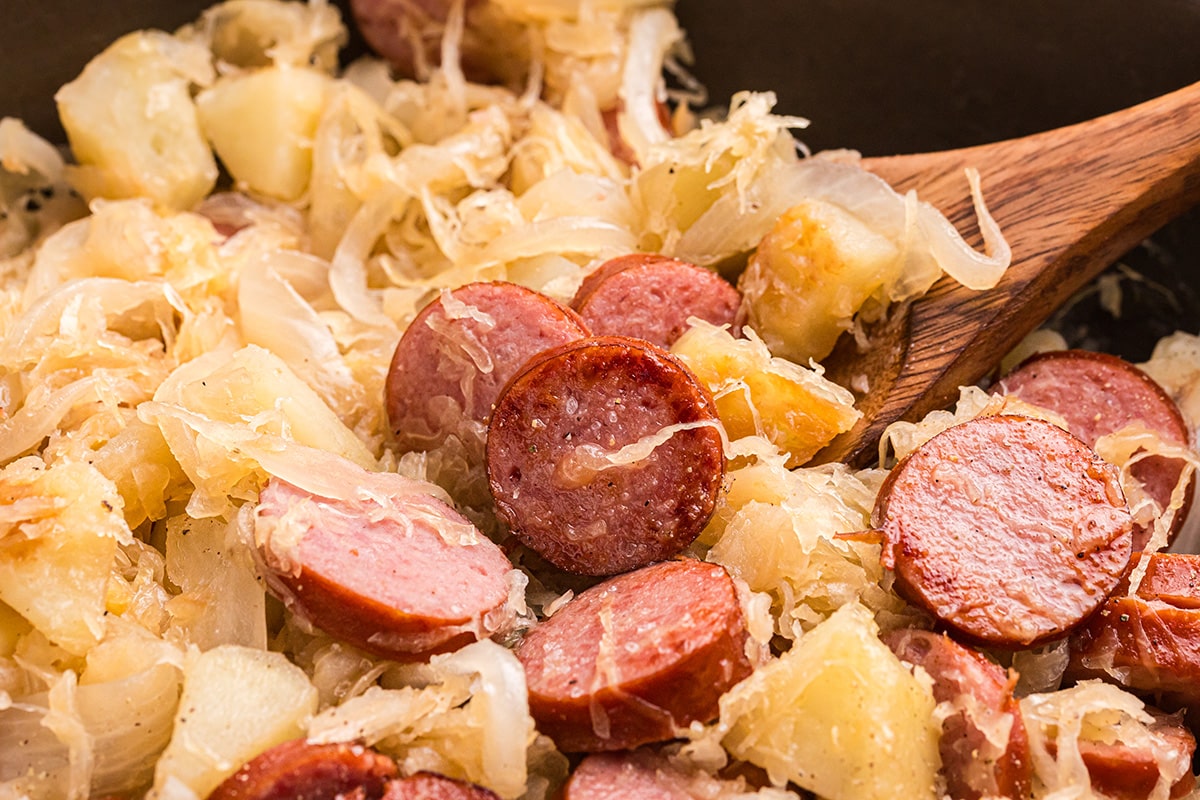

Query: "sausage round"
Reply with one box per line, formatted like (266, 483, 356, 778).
(882, 628, 1031, 800)
(487, 336, 725, 576)
(1069, 710, 1197, 800)
(350, 0, 493, 80)
(997, 350, 1194, 549)
(516, 559, 752, 752)
(563, 751, 753, 800)
(254, 476, 513, 661)
(1068, 553, 1200, 708)
(874, 414, 1134, 648)
(381, 772, 500, 800)
(570, 254, 742, 348)
(207, 739, 397, 800)
(385, 281, 589, 455)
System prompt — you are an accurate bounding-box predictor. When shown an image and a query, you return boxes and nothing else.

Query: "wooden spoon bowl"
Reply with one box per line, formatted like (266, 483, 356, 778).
(815, 80, 1200, 468)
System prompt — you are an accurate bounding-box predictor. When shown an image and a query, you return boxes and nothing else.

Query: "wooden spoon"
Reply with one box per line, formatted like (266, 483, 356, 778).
(815, 79, 1200, 468)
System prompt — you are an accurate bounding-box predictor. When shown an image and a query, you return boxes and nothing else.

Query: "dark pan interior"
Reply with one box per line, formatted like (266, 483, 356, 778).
(6, 0, 1199, 359)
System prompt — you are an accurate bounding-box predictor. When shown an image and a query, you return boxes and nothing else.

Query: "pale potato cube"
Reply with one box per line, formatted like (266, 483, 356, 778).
(720, 603, 940, 800)
(672, 321, 860, 467)
(197, 66, 332, 200)
(739, 199, 901, 364)
(56, 31, 217, 209)
(0, 458, 131, 655)
(151, 644, 318, 798)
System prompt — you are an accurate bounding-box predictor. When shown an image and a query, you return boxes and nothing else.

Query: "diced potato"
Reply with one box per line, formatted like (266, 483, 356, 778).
(672, 321, 860, 467)
(56, 31, 217, 209)
(720, 603, 940, 800)
(151, 644, 319, 799)
(0, 458, 131, 655)
(739, 199, 901, 364)
(197, 66, 332, 200)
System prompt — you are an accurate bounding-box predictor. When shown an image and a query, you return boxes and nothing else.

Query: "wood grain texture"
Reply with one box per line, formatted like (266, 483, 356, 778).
(816, 80, 1200, 468)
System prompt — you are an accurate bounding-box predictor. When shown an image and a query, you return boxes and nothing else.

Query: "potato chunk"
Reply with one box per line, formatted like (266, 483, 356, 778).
(720, 603, 940, 800)
(151, 644, 319, 799)
(0, 458, 131, 655)
(56, 31, 217, 209)
(197, 66, 332, 200)
(672, 320, 860, 466)
(739, 199, 900, 364)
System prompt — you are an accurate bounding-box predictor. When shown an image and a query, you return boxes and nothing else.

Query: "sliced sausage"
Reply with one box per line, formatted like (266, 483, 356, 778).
(385, 281, 589, 455)
(254, 476, 513, 661)
(1068, 553, 1200, 708)
(207, 739, 397, 800)
(564, 750, 759, 800)
(487, 335, 725, 576)
(874, 414, 1134, 649)
(997, 350, 1194, 550)
(570, 254, 741, 349)
(381, 772, 499, 800)
(516, 559, 752, 753)
(350, 0, 494, 81)
(882, 628, 1031, 800)
(1070, 710, 1197, 800)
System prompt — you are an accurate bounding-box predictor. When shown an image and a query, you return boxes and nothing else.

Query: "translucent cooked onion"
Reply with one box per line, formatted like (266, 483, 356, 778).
(675, 154, 1010, 295)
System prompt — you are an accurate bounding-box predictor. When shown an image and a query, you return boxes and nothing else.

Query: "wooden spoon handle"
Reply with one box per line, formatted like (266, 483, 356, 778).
(818, 80, 1200, 468)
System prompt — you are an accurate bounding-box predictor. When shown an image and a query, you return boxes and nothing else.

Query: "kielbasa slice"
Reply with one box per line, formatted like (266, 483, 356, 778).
(385, 281, 589, 455)
(570, 254, 741, 349)
(254, 476, 513, 661)
(381, 772, 500, 800)
(207, 739, 397, 800)
(1068, 553, 1200, 708)
(1070, 710, 1197, 800)
(350, 0, 490, 80)
(997, 350, 1194, 550)
(487, 336, 724, 576)
(882, 628, 1031, 800)
(874, 414, 1134, 648)
(516, 559, 752, 753)
(564, 750, 760, 800)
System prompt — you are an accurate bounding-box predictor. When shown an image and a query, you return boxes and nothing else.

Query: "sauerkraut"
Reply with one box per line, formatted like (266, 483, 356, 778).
(0, 0, 1194, 798)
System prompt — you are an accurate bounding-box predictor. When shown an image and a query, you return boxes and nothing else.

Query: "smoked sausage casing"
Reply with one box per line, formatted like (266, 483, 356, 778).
(570, 254, 742, 348)
(207, 739, 397, 800)
(874, 414, 1134, 648)
(998, 349, 1194, 549)
(385, 281, 589, 455)
(516, 559, 752, 753)
(487, 335, 725, 576)
(254, 476, 514, 661)
(883, 628, 1031, 800)
(1068, 552, 1200, 709)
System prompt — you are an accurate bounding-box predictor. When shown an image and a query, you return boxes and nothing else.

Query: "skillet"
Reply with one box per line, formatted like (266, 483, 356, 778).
(5, 0, 1200, 356)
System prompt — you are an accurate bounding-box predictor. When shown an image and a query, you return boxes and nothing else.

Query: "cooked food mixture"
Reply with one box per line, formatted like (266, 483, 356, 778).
(0, 1, 1198, 799)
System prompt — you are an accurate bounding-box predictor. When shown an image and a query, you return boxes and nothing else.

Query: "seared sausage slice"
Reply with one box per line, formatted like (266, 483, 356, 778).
(381, 771, 499, 799)
(882, 629, 1031, 800)
(570, 254, 741, 348)
(254, 477, 513, 661)
(1071, 710, 1197, 800)
(207, 739, 397, 800)
(386, 281, 588, 455)
(516, 559, 752, 753)
(1068, 553, 1200, 708)
(487, 336, 724, 576)
(564, 750, 760, 800)
(874, 414, 1134, 648)
(997, 350, 1194, 549)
